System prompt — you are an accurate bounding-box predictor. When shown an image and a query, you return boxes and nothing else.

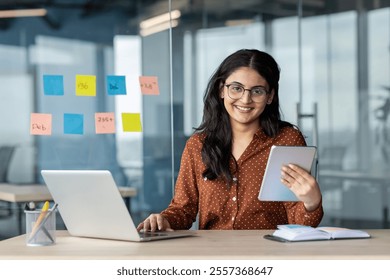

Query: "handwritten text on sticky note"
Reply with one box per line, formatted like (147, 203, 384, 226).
(43, 75, 64, 96)
(95, 112, 115, 134)
(76, 75, 96, 96)
(30, 113, 52, 135)
(139, 76, 159, 95)
(122, 113, 142, 132)
(106, 75, 127, 95)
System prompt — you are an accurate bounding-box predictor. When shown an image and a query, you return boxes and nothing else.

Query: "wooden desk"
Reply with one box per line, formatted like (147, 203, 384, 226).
(0, 229, 389, 260)
(0, 184, 137, 234)
(0, 183, 137, 203)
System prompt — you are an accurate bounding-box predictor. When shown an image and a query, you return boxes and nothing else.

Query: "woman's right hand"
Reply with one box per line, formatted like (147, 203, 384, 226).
(136, 214, 173, 232)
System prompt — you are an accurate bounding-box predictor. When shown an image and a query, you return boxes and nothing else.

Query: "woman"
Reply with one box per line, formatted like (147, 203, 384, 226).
(137, 49, 323, 231)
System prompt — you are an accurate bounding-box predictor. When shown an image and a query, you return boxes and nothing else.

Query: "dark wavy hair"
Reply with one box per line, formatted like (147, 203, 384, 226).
(195, 49, 292, 183)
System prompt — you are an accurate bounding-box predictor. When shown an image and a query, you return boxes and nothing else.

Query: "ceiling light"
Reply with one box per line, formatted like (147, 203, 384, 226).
(140, 19, 179, 37)
(0, 8, 47, 19)
(140, 10, 181, 30)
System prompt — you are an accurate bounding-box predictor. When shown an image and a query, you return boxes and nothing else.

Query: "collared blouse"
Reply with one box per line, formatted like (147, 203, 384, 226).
(161, 126, 323, 230)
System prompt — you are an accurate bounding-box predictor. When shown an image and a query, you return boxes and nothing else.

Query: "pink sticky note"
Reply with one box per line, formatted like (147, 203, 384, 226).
(139, 76, 160, 95)
(95, 112, 115, 134)
(30, 113, 52, 135)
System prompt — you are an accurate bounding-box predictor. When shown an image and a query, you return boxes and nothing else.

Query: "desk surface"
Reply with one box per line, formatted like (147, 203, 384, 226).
(0, 230, 389, 260)
(0, 184, 137, 203)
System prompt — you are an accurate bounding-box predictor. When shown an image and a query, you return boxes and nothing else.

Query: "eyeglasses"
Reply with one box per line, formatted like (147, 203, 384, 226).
(225, 83, 269, 103)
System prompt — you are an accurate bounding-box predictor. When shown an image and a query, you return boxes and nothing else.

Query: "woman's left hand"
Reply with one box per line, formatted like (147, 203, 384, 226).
(281, 164, 322, 212)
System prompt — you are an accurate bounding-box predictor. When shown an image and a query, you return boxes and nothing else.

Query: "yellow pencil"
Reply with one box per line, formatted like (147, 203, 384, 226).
(29, 201, 50, 239)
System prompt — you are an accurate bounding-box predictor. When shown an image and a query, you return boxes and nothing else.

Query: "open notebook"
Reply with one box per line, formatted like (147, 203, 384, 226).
(264, 224, 370, 242)
(41, 170, 194, 242)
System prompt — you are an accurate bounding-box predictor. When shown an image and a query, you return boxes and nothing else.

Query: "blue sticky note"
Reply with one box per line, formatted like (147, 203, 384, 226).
(106, 75, 127, 95)
(64, 113, 84, 135)
(43, 75, 64, 96)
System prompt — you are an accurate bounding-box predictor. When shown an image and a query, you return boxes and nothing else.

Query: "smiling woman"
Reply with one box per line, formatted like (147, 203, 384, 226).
(0, 0, 388, 242)
(137, 49, 324, 232)
(221, 67, 274, 137)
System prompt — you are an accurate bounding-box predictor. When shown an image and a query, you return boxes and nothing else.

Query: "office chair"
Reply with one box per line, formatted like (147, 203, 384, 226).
(0, 146, 16, 218)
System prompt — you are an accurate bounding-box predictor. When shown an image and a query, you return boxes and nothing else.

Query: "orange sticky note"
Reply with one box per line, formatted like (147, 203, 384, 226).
(122, 113, 142, 132)
(95, 112, 115, 134)
(139, 76, 159, 95)
(30, 113, 52, 135)
(76, 75, 96, 96)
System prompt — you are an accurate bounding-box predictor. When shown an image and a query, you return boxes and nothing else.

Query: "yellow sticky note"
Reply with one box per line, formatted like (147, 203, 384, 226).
(139, 76, 159, 95)
(30, 113, 52, 135)
(76, 75, 96, 96)
(95, 112, 115, 134)
(122, 113, 142, 132)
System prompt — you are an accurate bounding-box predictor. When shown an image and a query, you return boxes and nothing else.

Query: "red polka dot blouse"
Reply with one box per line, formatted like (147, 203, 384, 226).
(161, 126, 323, 230)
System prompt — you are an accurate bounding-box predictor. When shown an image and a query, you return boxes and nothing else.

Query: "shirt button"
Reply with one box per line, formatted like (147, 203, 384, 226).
(232, 196, 237, 201)
(231, 217, 235, 221)
(232, 177, 238, 182)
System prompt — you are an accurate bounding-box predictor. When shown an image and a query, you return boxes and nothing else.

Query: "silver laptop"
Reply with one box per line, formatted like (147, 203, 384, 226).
(41, 170, 194, 242)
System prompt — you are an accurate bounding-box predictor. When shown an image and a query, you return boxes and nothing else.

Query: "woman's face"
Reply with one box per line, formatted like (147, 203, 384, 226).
(221, 67, 274, 130)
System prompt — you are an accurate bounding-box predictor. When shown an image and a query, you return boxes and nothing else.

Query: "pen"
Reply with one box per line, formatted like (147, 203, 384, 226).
(40, 225, 54, 243)
(29, 201, 49, 239)
(28, 203, 58, 243)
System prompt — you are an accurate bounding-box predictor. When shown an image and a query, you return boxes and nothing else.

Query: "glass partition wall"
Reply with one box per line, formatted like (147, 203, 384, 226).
(173, 0, 390, 228)
(1, 1, 389, 239)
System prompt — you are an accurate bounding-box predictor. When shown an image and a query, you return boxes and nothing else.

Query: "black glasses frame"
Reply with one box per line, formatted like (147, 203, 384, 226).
(225, 83, 269, 103)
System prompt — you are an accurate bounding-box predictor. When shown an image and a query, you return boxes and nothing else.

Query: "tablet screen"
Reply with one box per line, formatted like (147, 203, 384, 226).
(258, 145, 317, 201)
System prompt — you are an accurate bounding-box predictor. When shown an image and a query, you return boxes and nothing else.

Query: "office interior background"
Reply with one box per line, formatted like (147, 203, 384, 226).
(0, 0, 389, 239)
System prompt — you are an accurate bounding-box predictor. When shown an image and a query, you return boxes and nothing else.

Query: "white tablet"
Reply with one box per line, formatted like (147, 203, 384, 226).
(258, 145, 317, 201)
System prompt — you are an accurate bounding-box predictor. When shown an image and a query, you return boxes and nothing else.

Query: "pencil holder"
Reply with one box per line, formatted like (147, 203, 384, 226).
(25, 209, 56, 246)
